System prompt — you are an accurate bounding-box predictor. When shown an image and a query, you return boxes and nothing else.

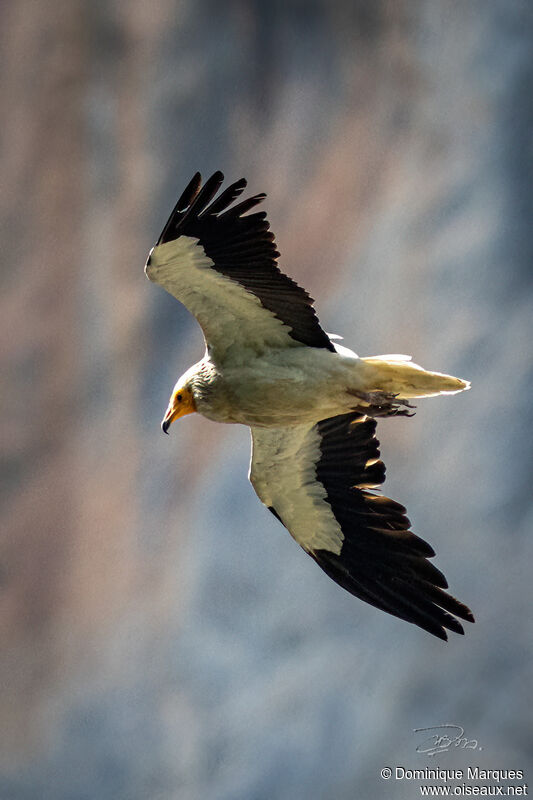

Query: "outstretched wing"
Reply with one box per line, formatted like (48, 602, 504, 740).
(250, 413, 474, 640)
(145, 171, 335, 363)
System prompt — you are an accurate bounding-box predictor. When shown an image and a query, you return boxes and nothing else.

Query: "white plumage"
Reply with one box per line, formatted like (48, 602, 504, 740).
(148, 235, 293, 363)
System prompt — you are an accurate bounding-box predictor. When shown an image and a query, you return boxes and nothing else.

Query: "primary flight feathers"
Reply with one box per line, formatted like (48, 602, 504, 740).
(145, 171, 473, 641)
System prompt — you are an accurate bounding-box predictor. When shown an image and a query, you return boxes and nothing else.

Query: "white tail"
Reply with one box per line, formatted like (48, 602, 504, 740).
(360, 355, 470, 399)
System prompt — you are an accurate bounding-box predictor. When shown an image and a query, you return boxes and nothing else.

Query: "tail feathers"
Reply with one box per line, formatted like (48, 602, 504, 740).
(361, 356, 470, 399)
(369, 353, 413, 362)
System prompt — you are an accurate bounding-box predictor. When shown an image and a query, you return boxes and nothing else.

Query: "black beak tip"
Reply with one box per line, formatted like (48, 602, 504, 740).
(161, 419, 170, 435)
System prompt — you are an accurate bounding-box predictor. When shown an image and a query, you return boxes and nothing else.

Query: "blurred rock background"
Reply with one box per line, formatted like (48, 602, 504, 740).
(1, 1, 532, 798)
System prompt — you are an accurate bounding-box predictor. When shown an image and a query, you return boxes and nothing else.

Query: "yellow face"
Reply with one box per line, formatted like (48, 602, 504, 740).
(161, 384, 196, 433)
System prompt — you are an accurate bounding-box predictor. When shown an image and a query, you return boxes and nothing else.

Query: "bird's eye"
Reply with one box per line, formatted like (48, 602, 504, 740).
(177, 393, 182, 402)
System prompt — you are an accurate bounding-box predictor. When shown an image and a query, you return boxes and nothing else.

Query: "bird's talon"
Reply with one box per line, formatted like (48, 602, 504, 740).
(347, 388, 416, 418)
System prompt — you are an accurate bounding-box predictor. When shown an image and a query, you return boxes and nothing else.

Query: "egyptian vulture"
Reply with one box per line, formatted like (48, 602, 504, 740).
(145, 171, 474, 641)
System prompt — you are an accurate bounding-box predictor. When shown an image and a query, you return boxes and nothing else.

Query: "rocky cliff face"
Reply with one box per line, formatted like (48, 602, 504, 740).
(1, 1, 532, 798)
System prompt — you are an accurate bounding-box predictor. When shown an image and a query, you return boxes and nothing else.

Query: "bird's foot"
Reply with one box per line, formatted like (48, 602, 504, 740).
(347, 389, 416, 418)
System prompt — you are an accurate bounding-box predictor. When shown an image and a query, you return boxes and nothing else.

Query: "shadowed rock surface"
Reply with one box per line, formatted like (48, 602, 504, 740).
(1, 1, 532, 798)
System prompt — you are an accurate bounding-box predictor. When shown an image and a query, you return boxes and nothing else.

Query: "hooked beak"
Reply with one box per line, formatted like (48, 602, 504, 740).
(161, 405, 180, 435)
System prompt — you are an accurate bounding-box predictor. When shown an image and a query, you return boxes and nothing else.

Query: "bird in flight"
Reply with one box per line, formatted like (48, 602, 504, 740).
(145, 171, 474, 641)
